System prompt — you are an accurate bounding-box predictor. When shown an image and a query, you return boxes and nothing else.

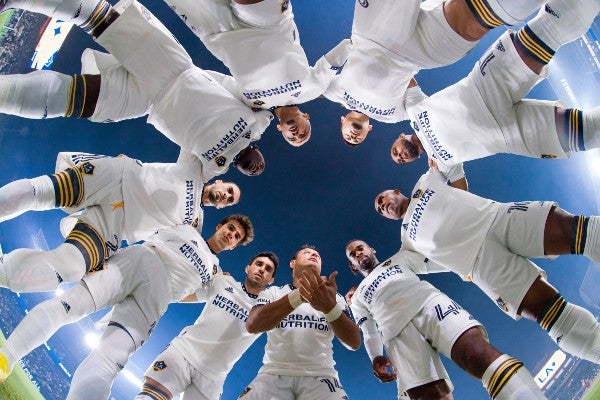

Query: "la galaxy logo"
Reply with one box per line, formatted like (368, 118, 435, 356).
(541, 154, 557, 159)
(253, 100, 265, 106)
(382, 259, 392, 267)
(81, 162, 95, 175)
(152, 360, 167, 371)
(280, 0, 289, 13)
(212, 264, 219, 275)
(357, 0, 369, 8)
(215, 156, 227, 167)
(412, 189, 423, 199)
(239, 387, 252, 397)
(496, 297, 509, 312)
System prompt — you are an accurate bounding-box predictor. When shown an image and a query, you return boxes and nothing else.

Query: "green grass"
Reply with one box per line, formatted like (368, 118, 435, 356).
(0, 10, 16, 42)
(0, 329, 45, 400)
(582, 373, 600, 400)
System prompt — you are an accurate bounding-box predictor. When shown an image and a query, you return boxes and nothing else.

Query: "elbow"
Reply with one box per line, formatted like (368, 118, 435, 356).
(349, 338, 361, 351)
(246, 320, 261, 334)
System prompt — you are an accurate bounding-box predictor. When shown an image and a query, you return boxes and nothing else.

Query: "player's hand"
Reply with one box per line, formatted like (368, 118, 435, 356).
(345, 286, 358, 306)
(428, 157, 439, 170)
(298, 269, 338, 313)
(372, 355, 396, 383)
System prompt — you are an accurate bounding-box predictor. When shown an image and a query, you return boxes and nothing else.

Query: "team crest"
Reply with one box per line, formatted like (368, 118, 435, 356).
(212, 265, 219, 275)
(153, 360, 167, 371)
(239, 387, 252, 397)
(357, 0, 369, 8)
(280, 0, 289, 13)
(81, 162, 95, 175)
(412, 189, 423, 199)
(382, 259, 392, 267)
(253, 100, 265, 106)
(291, 91, 301, 98)
(495, 297, 509, 312)
(496, 40, 505, 52)
(215, 156, 227, 167)
(541, 154, 557, 159)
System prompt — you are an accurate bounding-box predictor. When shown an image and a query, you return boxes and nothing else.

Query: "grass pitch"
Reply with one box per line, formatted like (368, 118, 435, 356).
(582, 373, 600, 400)
(0, 329, 45, 400)
(0, 10, 16, 42)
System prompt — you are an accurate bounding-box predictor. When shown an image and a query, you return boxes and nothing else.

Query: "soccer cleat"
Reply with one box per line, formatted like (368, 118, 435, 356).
(0, 352, 10, 383)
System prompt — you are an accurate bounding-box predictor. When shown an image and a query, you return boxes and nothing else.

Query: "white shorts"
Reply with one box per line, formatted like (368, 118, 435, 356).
(468, 31, 566, 158)
(239, 373, 349, 400)
(472, 201, 555, 319)
(83, 245, 170, 346)
(385, 293, 481, 395)
(353, 0, 475, 69)
(144, 344, 224, 400)
(95, 0, 194, 106)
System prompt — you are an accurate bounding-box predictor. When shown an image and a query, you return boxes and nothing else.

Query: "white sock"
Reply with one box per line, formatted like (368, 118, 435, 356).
(0, 176, 55, 223)
(0, 284, 94, 373)
(0, 71, 70, 119)
(527, 0, 600, 52)
(549, 302, 600, 364)
(0, 243, 86, 292)
(67, 325, 136, 400)
(7, 0, 100, 24)
(482, 354, 546, 399)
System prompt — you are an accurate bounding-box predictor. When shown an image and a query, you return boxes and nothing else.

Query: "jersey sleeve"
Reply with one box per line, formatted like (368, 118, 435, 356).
(404, 84, 428, 110)
(351, 302, 382, 361)
(253, 285, 277, 308)
(310, 39, 351, 89)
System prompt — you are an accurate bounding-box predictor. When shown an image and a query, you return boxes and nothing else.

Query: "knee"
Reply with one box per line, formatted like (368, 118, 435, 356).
(407, 379, 453, 400)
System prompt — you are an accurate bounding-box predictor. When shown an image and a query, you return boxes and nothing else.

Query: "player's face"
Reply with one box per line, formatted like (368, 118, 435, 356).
(277, 107, 311, 146)
(291, 248, 322, 279)
(206, 180, 240, 208)
(374, 189, 408, 220)
(391, 134, 420, 164)
(345, 240, 377, 273)
(214, 219, 246, 250)
(340, 111, 372, 145)
(245, 256, 275, 288)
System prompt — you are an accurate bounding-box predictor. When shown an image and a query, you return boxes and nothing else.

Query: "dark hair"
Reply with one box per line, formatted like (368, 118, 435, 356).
(219, 214, 255, 245)
(250, 251, 279, 277)
(291, 244, 320, 261)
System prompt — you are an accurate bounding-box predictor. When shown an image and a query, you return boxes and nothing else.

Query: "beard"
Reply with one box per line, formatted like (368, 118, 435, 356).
(359, 254, 378, 271)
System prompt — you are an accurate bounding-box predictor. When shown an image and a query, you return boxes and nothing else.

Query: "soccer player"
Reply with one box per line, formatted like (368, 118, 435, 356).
(161, 0, 351, 146)
(326, 0, 546, 145)
(135, 251, 278, 400)
(0, 151, 243, 293)
(389, 0, 600, 182)
(375, 168, 600, 365)
(242, 245, 361, 399)
(0, 214, 254, 400)
(0, 0, 304, 172)
(345, 239, 546, 400)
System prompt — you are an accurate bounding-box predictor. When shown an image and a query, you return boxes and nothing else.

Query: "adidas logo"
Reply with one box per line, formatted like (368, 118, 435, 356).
(61, 301, 71, 313)
(545, 4, 559, 18)
(191, 240, 198, 247)
(291, 92, 301, 98)
(225, 287, 234, 293)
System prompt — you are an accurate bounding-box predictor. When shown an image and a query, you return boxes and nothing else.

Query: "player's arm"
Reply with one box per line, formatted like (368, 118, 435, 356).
(353, 306, 396, 383)
(312, 39, 352, 80)
(450, 176, 468, 191)
(246, 290, 299, 333)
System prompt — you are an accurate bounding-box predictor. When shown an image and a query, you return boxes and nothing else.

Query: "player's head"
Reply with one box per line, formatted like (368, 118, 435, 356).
(234, 145, 266, 176)
(345, 239, 377, 275)
(340, 111, 372, 146)
(374, 189, 409, 220)
(391, 133, 421, 164)
(211, 214, 255, 252)
(275, 106, 311, 147)
(245, 251, 278, 290)
(203, 180, 241, 208)
(290, 244, 322, 279)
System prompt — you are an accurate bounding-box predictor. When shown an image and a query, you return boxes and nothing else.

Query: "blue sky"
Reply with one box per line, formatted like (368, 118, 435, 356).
(1, 1, 600, 399)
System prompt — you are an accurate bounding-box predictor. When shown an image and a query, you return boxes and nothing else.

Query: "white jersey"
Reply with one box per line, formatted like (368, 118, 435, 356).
(147, 69, 273, 181)
(255, 284, 350, 378)
(350, 250, 442, 343)
(323, 34, 414, 123)
(170, 275, 262, 381)
(144, 224, 221, 302)
(400, 169, 500, 279)
(169, 0, 349, 109)
(56, 151, 205, 244)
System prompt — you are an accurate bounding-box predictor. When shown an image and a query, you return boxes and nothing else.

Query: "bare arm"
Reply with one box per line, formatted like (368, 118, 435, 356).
(450, 176, 468, 191)
(246, 291, 300, 333)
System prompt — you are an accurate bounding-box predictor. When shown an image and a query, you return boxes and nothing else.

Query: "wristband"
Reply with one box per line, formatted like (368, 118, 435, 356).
(325, 304, 343, 322)
(288, 289, 303, 309)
